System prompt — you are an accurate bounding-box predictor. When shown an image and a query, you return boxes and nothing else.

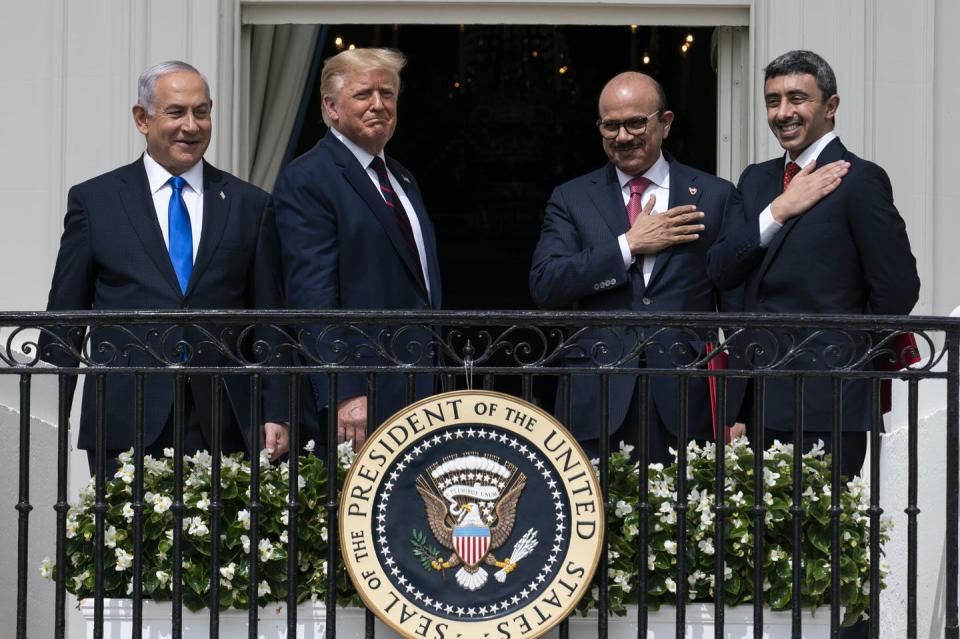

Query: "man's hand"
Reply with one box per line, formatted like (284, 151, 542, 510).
(728, 422, 747, 441)
(337, 395, 368, 449)
(770, 159, 850, 224)
(263, 422, 289, 461)
(625, 194, 705, 255)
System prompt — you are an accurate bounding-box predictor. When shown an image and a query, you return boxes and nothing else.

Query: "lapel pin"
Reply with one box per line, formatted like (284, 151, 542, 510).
(401, 175, 411, 184)
(688, 186, 698, 195)
(219, 191, 226, 200)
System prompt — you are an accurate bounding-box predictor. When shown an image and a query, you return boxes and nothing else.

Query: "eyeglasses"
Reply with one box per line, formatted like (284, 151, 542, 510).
(596, 110, 661, 139)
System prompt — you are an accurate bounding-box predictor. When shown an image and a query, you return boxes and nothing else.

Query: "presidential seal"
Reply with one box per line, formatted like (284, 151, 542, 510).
(340, 391, 604, 639)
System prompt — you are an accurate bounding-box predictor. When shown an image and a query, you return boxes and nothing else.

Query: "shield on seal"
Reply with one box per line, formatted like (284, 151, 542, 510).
(453, 526, 491, 567)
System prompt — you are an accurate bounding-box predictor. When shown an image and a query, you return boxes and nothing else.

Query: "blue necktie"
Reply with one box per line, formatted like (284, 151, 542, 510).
(167, 176, 193, 294)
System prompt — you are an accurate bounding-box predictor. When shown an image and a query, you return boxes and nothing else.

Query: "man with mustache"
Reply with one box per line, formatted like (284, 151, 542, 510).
(43, 61, 294, 472)
(274, 48, 442, 450)
(707, 50, 920, 481)
(530, 72, 744, 463)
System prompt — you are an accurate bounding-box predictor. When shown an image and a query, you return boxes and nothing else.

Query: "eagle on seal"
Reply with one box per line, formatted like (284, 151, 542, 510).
(415, 474, 528, 591)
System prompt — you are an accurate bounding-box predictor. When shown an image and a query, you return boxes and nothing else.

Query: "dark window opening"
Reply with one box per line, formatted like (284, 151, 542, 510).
(292, 25, 719, 310)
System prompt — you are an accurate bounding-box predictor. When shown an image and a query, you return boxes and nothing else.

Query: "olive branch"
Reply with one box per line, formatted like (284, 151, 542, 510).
(410, 529, 444, 570)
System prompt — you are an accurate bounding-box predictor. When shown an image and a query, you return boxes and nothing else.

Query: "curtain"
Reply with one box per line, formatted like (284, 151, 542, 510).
(247, 24, 322, 191)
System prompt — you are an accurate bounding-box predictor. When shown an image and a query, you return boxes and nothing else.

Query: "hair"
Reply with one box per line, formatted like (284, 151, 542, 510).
(763, 50, 837, 100)
(598, 71, 669, 119)
(137, 61, 210, 114)
(319, 48, 407, 126)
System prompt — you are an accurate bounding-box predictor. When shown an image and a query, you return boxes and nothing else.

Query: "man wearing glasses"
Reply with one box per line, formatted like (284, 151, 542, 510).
(530, 71, 744, 463)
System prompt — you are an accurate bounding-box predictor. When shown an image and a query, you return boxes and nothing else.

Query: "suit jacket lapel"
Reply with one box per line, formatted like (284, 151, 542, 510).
(587, 164, 631, 237)
(325, 134, 429, 299)
(647, 160, 701, 290)
(117, 159, 184, 297)
(752, 138, 847, 289)
(186, 162, 231, 297)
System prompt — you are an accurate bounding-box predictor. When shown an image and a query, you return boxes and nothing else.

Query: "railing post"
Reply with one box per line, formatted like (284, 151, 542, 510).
(946, 330, 959, 639)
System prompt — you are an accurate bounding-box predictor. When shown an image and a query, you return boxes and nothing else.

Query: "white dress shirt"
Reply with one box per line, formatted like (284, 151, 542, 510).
(757, 130, 838, 246)
(143, 152, 204, 262)
(330, 128, 433, 301)
(616, 152, 671, 286)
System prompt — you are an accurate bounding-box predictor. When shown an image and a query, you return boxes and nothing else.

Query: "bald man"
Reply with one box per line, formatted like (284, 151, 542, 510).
(530, 72, 745, 463)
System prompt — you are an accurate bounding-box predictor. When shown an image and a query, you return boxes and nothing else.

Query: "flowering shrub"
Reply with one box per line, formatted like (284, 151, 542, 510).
(43, 442, 363, 612)
(43, 438, 887, 625)
(587, 438, 889, 627)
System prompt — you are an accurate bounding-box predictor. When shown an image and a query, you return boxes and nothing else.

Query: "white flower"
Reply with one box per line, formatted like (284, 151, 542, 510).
(259, 448, 272, 467)
(259, 538, 277, 562)
(163, 447, 174, 458)
(122, 503, 135, 522)
(689, 569, 705, 586)
(618, 441, 635, 456)
(73, 570, 89, 590)
(664, 540, 677, 555)
(304, 439, 316, 452)
(156, 570, 171, 588)
(187, 516, 209, 538)
(40, 557, 54, 579)
(153, 495, 173, 514)
(65, 515, 78, 539)
(280, 529, 289, 544)
(220, 562, 236, 581)
(665, 577, 676, 593)
(126, 579, 134, 595)
(190, 450, 212, 467)
(769, 548, 785, 562)
(281, 510, 289, 526)
(698, 539, 715, 555)
(114, 463, 135, 484)
(195, 493, 210, 511)
(258, 580, 271, 597)
(763, 467, 781, 486)
(114, 548, 133, 571)
(614, 500, 633, 517)
(118, 449, 133, 464)
(241, 534, 251, 554)
(104, 525, 118, 548)
(648, 554, 656, 570)
(237, 509, 251, 530)
(337, 440, 357, 468)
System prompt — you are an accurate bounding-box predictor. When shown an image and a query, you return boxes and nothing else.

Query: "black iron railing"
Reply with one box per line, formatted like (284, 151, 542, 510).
(5, 310, 959, 639)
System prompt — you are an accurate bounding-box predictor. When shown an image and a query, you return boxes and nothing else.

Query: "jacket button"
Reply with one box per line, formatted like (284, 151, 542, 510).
(593, 283, 600, 291)
(642, 297, 651, 305)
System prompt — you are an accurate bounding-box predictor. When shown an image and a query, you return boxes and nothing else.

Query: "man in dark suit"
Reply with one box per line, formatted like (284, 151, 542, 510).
(529, 72, 744, 463)
(43, 61, 292, 472)
(707, 50, 920, 477)
(274, 48, 442, 449)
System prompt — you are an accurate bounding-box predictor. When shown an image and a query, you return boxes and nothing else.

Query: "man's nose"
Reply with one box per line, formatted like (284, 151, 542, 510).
(370, 92, 385, 110)
(776, 99, 794, 121)
(615, 124, 634, 143)
(181, 112, 200, 132)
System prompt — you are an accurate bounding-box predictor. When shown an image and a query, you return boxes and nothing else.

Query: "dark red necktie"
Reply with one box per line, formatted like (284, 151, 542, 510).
(370, 156, 425, 287)
(626, 176, 652, 225)
(782, 161, 801, 192)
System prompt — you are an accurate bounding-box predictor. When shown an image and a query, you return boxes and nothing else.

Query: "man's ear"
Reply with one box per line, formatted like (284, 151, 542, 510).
(826, 94, 840, 121)
(132, 104, 150, 135)
(322, 95, 339, 125)
(660, 110, 675, 139)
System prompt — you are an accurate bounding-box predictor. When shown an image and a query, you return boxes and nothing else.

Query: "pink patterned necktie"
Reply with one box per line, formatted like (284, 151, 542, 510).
(782, 161, 801, 192)
(626, 176, 652, 225)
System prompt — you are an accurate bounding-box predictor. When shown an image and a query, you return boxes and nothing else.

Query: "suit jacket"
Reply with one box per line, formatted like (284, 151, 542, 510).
(529, 155, 745, 441)
(42, 158, 301, 451)
(273, 131, 442, 426)
(706, 137, 920, 432)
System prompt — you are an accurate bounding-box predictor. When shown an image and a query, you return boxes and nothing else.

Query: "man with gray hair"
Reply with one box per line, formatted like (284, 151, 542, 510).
(43, 61, 294, 472)
(274, 48, 442, 449)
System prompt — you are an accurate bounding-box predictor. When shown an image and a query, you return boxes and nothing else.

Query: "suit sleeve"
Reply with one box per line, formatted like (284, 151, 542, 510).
(40, 186, 96, 407)
(714, 184, 747, 313)
(529, 186, 628, 309)
(847, 164, 920, 314)
(273, 162, 366, 406)
(706, 165, 767, 291)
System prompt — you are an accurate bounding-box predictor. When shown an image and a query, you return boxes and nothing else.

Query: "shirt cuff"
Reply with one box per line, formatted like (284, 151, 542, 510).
(758, 206, 782, 247)
(618, 234, 633, 270)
